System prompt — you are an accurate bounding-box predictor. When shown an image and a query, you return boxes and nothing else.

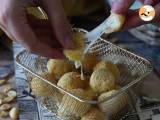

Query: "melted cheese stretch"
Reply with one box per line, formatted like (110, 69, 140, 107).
(80, 63, 84, 80)
(64, 12, 125, 81)
(74, 61, 84, 80)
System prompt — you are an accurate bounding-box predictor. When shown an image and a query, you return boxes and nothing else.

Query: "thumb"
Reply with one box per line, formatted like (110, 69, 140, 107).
(41, 0, 74, 49)
(7, 1, 64, 58)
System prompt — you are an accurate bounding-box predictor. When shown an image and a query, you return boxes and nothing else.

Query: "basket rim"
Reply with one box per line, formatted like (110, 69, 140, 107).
(15, 28, 153, 104)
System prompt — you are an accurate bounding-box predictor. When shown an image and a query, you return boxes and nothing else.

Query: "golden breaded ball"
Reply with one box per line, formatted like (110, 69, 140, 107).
(47, 59, 74, 78)
(98, 90, 128, 116)
(58, 89, 93, 118)
(90, 68, 115, 93)
(63, 32, 85, 61)
(51, 91, 64, 106)
(81, 108, 107, 120)
(85, 87, 97, 100)
(94, 60, 120, 80)
(57, 72, 88, 91)
(31, 73, 56, 97)
(82, 53, 99, 74)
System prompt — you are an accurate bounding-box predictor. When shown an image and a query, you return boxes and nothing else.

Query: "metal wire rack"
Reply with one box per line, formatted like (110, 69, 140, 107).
(16, 28, 153, 120)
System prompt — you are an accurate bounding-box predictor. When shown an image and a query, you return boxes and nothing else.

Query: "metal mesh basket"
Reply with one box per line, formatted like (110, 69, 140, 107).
(16, 28, 153, 120)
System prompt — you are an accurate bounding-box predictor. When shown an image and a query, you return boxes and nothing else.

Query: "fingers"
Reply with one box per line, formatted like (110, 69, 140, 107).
(122, 10, 146, 30)
(153, 3, 160, 24)
(31, 25, 64, 58)
(27, 13, 63, 48)
(3, 1, 64, 58)
(115, 1, 160, 30)
(8, 8, 38, 48)
(27, 14, 51, 28)
(35, 33, 62, 48)
(33, 28, 53, 36)
(0, 0, 66, 58)
(12, 16, 64, 58)
(22, 18, 64, 58)
(41, 0, 74, 49)
(29, 42, 64, 58)
(112, 0, 135, 14)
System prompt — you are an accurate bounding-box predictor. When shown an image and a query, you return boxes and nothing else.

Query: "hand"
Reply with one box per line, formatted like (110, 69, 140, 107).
(0, 0, 74, 58)
(111, 0, 160, 30)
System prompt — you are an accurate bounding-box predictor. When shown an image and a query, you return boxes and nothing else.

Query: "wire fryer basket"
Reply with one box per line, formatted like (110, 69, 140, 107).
(16, 28, 153, 120)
